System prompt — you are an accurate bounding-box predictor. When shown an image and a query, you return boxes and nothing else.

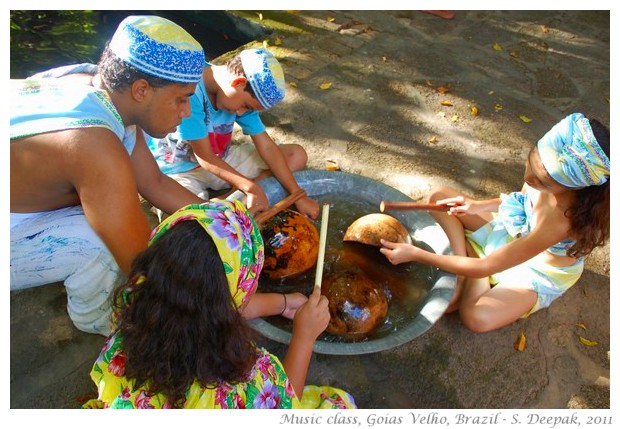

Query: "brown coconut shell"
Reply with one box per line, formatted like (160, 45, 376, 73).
(321, 267, 389, 339)
(261, 209, 319, 280)
(343, 213, 411, 247)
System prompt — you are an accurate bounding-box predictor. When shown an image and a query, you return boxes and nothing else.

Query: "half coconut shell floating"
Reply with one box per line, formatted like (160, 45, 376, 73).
(322, 266, 389, 340)
(343, 213, 412, 246)
(261, 209, 319, 280)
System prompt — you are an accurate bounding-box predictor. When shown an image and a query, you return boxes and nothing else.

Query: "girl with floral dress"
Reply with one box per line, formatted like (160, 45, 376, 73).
(85, 199, 355, 409)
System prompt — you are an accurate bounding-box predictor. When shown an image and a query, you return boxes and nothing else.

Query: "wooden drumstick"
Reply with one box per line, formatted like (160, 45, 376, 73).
(379, 201, 449, 212)
(254, 188, 307, 225)
(314, 203, 330, 289)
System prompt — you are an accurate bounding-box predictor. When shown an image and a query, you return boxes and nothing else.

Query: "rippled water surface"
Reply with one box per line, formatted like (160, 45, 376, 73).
(258, 192, 438, 343)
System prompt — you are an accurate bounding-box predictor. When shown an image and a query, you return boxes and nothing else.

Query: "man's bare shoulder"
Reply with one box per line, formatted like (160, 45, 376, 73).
(11, 127, 132, 213)
(13, 126, 122, 154)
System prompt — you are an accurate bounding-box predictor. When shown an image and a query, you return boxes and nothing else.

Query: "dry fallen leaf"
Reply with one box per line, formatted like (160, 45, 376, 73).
(289, 81, 298, 88)
(488, 90, 495, 95)
(328, 16, 336, 22)
(514, 332, 527, 351)
(257, 12, 263, 20)
(437, 86, 450, 94)
(541, 25, 550, 33)
(470, 105, 479, 116)
(325, 160, 340, 171)
(509, 50, 520, 58)
(493, 42, 503, 51)
(426, 80, 434, 86)
(519, 115, 532, 123)
(440, 101, 454, 106)
(494, 103, 503, 111)
(451, 114, 459, 122)
(76, 392, 95, 404)
(274, 36, 282, 46)
(576, 323, 587, 330)
(428, 135, 438, 144)
(319, 82, 332, 90)
(579, 336, 598, 347)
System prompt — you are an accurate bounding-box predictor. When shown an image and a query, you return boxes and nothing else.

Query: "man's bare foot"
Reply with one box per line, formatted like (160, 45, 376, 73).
(422, 10, 455, 20)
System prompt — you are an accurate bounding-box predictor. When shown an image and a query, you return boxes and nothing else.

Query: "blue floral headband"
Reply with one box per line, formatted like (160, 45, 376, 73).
(537, 113, 609, 188)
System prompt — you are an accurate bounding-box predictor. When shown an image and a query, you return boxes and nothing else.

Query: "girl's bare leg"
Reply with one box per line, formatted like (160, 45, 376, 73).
(459, 277, 537, 332)
(427, 186, 490, 312)
(427, 187, 471, 312)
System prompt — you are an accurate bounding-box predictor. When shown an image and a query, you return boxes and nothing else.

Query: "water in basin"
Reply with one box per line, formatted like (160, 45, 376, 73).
(249, 170, 456, 355)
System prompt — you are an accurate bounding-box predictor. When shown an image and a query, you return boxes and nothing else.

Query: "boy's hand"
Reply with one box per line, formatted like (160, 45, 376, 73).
(294, 196, 320, 220)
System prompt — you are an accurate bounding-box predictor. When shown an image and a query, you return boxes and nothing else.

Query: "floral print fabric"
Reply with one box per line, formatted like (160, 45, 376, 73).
(87, 332, 295, 409)
(85, 199, 356, 410)
(86, 332, 356, 409)
(149, 199, 264, 309)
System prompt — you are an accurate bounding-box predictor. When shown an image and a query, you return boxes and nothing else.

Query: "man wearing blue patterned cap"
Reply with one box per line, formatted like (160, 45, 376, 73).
(147, 48, 320, 220)
(10, 15, 208, 335)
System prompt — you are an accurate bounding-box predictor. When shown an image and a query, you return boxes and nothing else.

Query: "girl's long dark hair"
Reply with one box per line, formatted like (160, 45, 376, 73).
(566, 118, 610, 257)
(114, 220, 259, 407)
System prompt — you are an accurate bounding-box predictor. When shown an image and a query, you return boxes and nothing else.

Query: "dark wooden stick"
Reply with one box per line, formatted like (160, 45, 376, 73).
(380, 201, 449, 212)
(255, 188, 307, 225)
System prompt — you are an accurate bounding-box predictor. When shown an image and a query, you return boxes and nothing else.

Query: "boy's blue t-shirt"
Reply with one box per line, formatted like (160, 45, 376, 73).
(148, 64, 266, 175)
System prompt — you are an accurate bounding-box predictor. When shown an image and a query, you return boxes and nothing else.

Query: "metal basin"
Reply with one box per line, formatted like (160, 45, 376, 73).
(249, 170, 456, 355)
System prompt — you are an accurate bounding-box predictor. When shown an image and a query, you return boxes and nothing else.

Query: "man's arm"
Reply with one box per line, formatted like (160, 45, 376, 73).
(68, 128, 152, 275)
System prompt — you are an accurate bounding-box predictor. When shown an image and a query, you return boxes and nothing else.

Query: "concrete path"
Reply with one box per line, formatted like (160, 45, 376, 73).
(10, 10, 610, 410)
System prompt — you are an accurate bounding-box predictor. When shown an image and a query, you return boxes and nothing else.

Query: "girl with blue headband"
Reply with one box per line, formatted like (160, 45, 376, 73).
(85, 199, 355, 408)
(380, 113, 610, 333)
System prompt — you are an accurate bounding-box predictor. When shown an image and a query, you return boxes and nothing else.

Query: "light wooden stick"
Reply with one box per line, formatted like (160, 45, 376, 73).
(314, 203, 330, 288)
(254, 188, 307, 225)
(380, 201, 449, 212)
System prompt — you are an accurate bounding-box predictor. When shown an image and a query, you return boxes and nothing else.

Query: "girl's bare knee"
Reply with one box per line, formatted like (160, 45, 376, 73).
(459, 306, 496, 333)
(427, 185, 459, 204)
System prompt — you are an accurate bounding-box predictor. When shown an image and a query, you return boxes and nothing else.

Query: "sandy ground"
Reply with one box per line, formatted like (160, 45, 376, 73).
(10, 10, 611, 413)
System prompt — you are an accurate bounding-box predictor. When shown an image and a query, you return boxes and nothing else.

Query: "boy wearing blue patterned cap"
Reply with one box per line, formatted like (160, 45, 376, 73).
(10, 15, 209, 335)
(148, 48, 320, 220)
